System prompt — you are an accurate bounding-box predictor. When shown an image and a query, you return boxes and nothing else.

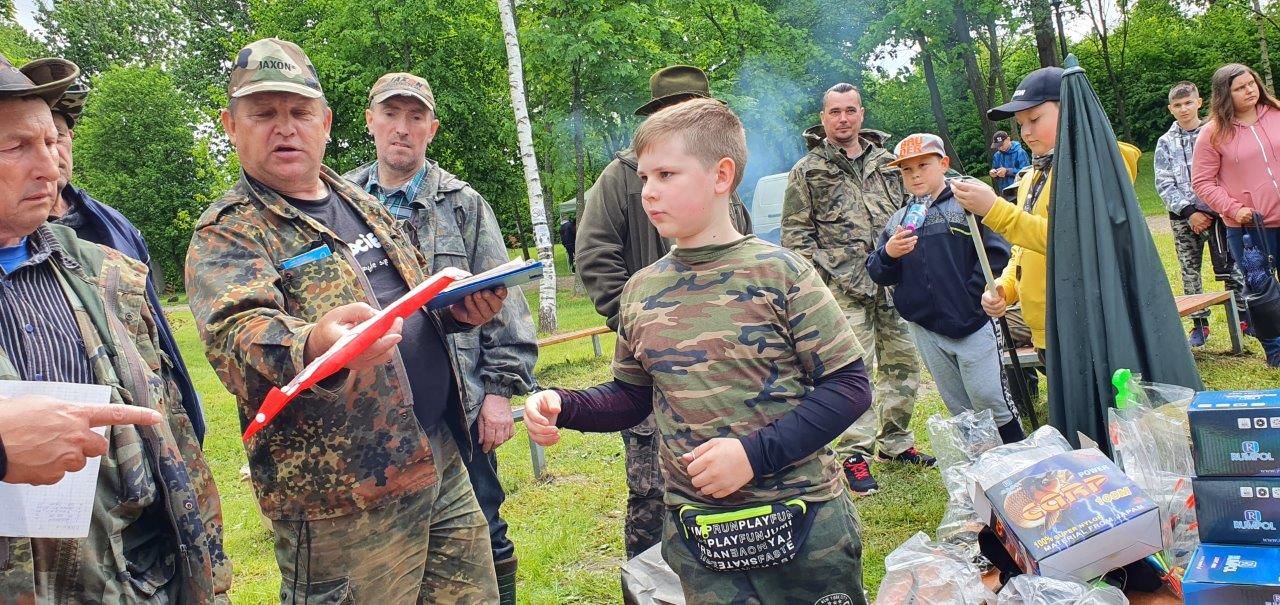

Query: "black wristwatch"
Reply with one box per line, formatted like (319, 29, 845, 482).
(0, 433, 8, 482)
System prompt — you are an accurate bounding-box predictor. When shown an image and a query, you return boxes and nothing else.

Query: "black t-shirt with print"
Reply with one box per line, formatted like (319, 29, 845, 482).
(284, 187, 452, 431)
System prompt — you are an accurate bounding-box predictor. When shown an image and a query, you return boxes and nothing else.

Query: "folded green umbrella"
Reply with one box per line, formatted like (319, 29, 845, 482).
(1045, 55, 1204, 455)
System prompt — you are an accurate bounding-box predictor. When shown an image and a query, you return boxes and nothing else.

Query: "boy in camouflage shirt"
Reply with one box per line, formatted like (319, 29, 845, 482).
(525, 99, 872, 604)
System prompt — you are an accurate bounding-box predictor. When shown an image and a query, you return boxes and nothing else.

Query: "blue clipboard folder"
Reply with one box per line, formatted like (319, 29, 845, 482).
(426, 260, 544, 310)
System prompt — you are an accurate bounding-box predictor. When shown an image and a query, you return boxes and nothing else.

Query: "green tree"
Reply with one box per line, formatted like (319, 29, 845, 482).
(520, 0, 676, 213)
(0, 4, 46, 63)
(36, 0, 252, 112)
(73, 65, 223, 288)
(36, 0, 181, 74)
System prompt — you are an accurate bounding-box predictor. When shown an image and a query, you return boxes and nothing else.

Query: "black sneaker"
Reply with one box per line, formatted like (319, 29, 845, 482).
(877, 447, 937, 467)
(842, 455, 879, 495)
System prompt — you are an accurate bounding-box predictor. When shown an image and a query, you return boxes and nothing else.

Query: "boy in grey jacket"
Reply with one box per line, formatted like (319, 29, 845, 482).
(1155, 80, 1244, 346)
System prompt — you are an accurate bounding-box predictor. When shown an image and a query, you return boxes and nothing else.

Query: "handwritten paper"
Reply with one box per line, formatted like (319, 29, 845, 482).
(0, 381, 112, 538)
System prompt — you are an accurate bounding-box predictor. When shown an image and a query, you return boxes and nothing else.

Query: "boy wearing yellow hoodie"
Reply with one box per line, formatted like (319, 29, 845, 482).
(952, 67, 1140, 360)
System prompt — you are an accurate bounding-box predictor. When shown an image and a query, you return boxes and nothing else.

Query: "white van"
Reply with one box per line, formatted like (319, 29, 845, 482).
(750, 173, 788, 245)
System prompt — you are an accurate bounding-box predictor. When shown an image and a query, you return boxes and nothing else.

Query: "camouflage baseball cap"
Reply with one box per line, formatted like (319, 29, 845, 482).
(368, 72, 435, 112)
(228, 38, 323, 99)
(0, 54, 79, 106)
(50, 81, 89, 127)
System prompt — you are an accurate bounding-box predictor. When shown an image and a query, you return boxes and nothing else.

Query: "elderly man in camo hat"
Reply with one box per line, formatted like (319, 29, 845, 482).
(0, 52, 230, 603)
(186, 38, 505, 602)
(26, 61, 210, 446)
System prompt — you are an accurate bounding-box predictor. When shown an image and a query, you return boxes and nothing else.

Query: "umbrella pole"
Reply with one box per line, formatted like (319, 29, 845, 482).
(965, 211, 1041, 429)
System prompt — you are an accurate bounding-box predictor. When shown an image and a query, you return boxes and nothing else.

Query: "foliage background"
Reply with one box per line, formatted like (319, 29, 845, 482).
(6, 0, 1280, 284)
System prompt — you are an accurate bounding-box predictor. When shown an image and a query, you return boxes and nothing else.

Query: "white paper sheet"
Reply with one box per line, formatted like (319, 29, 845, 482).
(0, 381, 112, 538)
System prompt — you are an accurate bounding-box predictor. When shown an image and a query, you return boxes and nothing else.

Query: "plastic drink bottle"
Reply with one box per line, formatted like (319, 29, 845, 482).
(901, 195, 931, 231)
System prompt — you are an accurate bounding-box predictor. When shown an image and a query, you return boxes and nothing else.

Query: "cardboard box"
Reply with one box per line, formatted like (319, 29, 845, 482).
(1194, 477, 1280, 546)
(984, 448, 1163, 582)
(967, 432, 1073, 527)
(1189, 390, 1280, 477)
(1183, 543, 1280, 605)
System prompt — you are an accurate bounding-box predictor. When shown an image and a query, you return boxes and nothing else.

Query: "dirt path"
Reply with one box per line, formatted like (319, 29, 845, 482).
(1146, 214, 1171, 235)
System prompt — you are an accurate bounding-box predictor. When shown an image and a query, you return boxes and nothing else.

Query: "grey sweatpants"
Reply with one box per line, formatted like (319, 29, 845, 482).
(906, 321, 1017, 426)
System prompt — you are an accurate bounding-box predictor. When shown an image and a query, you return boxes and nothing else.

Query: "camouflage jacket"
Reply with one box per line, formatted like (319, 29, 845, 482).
(782, 126, 906, 303)
(1, 224, 229, 603)
(577, 149, 753, 331)
(1155, 120, 1213, 217)
(186, 167, 472, 521)
(344, 160, 537, 425)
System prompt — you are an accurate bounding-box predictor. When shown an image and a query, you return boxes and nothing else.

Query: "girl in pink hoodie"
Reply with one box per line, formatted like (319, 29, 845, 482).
(1192, 63, 1280, 367)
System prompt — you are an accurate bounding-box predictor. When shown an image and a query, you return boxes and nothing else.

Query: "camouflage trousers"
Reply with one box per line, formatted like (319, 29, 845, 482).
(621, 416, 665, 559)
(832, 290, 921, 459)
(661, 494, 867, 605)
(1172, 216, 1245, 319)
(272, 424, 498, 604)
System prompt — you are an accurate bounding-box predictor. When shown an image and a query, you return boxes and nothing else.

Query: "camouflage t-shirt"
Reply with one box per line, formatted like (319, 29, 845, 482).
(613, 235, 865, 507)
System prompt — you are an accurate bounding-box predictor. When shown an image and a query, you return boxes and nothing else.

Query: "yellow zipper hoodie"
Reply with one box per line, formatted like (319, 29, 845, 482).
(984, 142, 1141, 348)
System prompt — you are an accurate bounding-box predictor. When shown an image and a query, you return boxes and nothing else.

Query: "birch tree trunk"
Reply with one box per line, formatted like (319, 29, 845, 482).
(1255, 0, 1275, 93)
(498, 0, 557, 332)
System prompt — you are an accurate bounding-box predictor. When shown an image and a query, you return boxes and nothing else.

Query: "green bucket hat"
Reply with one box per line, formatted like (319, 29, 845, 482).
(0, 54, 79, 106)
(228, 38, 323, 99)
(634, 65, 715, 116)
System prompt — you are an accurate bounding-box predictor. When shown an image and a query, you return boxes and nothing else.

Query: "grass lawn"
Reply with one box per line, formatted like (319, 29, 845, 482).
(1134, 151, 1162, 216)
(176, 220, 1279, 602)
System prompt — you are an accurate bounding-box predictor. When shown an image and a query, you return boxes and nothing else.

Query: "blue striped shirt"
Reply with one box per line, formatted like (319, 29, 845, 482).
(0, 226, 94, 384)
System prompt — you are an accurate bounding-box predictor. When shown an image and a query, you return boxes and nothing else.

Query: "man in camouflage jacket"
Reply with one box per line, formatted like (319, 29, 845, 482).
(782, 83, 929, 496)
(344, 71, 536, 605)
(186, 39, 503, 602)
(0, 54, 229, 603)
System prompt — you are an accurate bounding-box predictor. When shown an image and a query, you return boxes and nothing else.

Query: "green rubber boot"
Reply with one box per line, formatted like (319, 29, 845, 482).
(495, 557, 517, 605)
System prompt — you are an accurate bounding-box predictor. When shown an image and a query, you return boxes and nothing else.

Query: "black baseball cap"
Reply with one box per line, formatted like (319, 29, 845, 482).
(991, 130, 1009, 149)
(988, 67, 1063, 121)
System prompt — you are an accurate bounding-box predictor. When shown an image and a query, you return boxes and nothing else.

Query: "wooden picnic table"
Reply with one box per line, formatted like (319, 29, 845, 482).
(1002, 291, 1245, 372)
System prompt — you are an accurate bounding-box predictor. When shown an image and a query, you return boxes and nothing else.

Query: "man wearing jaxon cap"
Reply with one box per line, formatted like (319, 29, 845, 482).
(0, 53, 230, 603)
(575, 64, 753, 559)
(344, 71, 537, 605)
(186, 38, 506, 602)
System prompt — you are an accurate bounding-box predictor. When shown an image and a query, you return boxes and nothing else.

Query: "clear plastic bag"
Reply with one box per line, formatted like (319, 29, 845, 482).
(875, 532, 996, 605)
(1107, 374, 1198, 569)
(995, 574, 1128, 604)
(936, 466, 986, 546)
(621, 543, 685, 604)
(927, 411, 1002, 546)
(968, 425, 1073, 494)
(927, 410, 1003, 469)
